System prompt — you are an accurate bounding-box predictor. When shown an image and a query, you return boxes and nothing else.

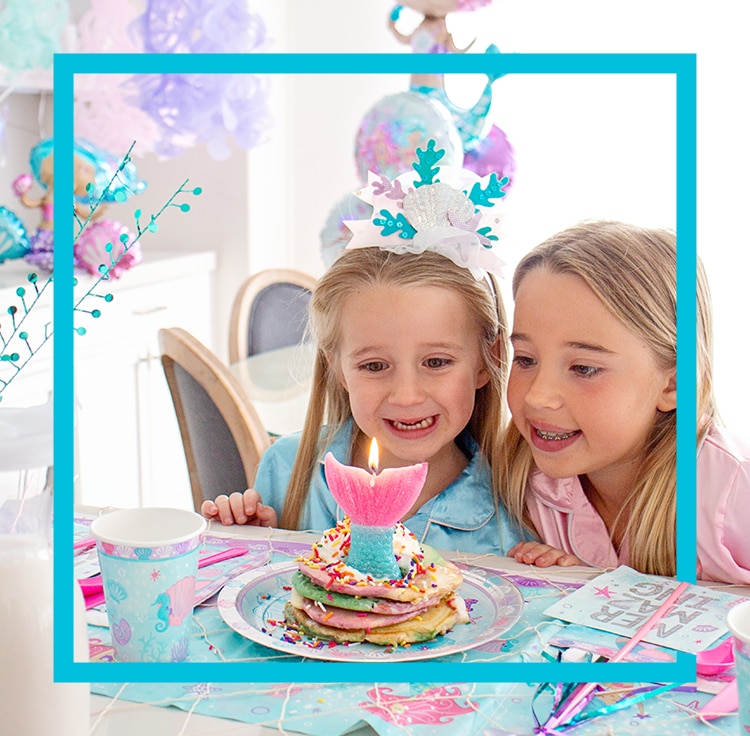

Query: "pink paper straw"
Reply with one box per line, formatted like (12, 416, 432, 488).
(545, 580, 690, 731)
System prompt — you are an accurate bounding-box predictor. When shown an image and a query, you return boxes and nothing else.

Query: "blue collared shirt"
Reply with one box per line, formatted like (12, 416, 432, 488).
(255, 419, 529, 556)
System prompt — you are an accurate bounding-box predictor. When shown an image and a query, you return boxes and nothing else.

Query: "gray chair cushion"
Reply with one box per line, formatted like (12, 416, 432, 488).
(173, 363, 248, 499)
(246, 282, 311, 356)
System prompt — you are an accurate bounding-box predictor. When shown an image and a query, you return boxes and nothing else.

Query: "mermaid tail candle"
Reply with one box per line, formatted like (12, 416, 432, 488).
(324, 439, 428, 580)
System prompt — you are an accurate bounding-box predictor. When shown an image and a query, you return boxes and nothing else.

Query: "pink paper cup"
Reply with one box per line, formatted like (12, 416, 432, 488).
(727, 599, 750, 733)
(90, 507, 206, 662)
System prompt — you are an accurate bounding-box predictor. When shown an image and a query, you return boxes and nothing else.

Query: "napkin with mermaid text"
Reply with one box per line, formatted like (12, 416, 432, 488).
(543, 565, 748, 653)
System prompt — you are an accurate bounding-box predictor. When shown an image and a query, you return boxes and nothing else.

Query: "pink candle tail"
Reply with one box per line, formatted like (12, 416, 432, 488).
(324, 453, 428, 526)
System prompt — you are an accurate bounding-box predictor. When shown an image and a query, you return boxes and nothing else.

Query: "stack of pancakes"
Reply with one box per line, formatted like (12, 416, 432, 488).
(284, 517, 468, 646)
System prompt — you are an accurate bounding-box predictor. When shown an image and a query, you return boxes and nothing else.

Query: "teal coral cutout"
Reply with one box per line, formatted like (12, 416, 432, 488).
(412, 139, 445, 188)
(468, 172, 509, 208)
(477, 226, 499, 244)
(346, 137, 508, 277)
(373, 209, 417, 240)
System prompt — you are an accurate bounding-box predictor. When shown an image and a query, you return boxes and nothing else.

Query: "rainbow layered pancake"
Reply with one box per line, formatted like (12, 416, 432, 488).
(284, 517, 469, 646)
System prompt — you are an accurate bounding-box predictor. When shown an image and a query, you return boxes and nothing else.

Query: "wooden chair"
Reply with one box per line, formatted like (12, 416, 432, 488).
(228, 268, 317, 363)
(158, 327, 271, 512)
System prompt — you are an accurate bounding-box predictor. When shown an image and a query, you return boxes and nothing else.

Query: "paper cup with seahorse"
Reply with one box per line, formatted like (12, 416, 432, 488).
(90, 507, 206, 662)
(727, 599, 750, 735)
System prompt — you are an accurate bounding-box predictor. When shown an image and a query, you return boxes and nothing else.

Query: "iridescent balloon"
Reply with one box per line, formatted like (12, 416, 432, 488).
(354, 91, 463, 183)
(319, 191, 373, 269)
(0, 207, 30, 263)
(462, 124, 516, 188)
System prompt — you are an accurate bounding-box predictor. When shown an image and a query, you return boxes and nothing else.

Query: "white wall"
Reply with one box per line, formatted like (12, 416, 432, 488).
(1, 0, 744, 430)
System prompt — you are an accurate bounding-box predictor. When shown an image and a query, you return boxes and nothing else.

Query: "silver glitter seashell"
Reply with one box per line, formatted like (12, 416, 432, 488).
(403, 182, 474, 232)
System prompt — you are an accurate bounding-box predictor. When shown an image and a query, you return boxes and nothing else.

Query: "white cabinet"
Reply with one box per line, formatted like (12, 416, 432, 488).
(74, 250, 216, 510)
(0, 250, 216, 510)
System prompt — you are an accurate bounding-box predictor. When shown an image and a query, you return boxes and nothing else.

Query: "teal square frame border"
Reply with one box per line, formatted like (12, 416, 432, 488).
(54, 52, 696, 684)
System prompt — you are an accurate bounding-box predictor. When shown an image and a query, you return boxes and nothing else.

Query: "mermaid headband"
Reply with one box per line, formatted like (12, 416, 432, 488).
(344, 140, 509, 279)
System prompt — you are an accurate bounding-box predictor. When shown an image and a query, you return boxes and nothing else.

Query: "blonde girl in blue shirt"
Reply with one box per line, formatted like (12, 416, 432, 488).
(202, 141, 528, 555)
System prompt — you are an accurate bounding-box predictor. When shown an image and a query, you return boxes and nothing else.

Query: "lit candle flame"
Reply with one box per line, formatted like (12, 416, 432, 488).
(368, 437, 379, 475)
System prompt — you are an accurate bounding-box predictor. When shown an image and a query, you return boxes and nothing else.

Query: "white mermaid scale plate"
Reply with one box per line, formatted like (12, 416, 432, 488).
(217, 560, 524, 662)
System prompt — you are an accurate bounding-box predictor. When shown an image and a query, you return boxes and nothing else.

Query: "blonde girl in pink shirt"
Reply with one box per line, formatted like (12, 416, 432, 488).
(501, 221, 677, 577)
(499, 221, 750, 584)
(695, 257, 750, 584)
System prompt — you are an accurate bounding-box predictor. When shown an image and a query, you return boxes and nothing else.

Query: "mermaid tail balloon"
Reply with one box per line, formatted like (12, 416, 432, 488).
(390, 0, 503, 152)
(413, 44, 504, 152)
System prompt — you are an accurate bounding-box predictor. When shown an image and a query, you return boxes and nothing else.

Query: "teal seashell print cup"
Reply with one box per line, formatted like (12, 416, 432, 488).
(90, 507, 206, 662)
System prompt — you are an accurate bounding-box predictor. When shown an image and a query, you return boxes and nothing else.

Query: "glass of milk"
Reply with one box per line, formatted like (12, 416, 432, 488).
(0, 399, 89, 736)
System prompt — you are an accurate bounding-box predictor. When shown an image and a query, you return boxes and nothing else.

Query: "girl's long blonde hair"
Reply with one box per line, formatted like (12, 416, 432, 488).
(499, 221, 679, 576)
(279, 248, 509, 530)
(697, 256, 718, 443)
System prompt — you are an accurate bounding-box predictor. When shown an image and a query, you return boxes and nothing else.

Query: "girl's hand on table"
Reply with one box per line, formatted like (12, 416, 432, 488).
(508, 541, 582, 567)
(201, 489, 278, 527)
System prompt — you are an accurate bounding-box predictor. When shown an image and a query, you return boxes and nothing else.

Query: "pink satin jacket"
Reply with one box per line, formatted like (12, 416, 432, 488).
(524, 423, 750, 583)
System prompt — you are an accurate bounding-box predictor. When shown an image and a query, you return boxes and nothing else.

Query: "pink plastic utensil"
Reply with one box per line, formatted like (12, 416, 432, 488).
(696, 679, 739, 721)
(82, 591, 106, 611)
(696, 637, 734, 676)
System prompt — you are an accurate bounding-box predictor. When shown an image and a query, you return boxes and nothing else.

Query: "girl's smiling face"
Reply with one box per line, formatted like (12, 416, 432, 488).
(335, 283, 489, 469)
(507, 268, 676, 498)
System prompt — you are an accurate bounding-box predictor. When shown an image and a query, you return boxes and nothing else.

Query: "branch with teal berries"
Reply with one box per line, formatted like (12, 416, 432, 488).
(0, 143, 201, 401)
